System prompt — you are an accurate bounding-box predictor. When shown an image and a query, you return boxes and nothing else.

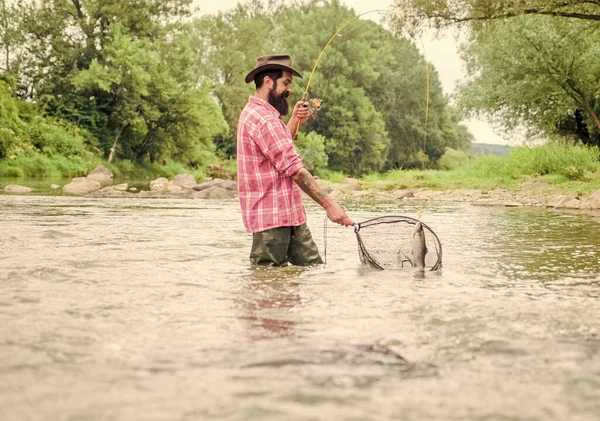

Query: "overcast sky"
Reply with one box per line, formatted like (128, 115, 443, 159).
(193, 0, 512, 145)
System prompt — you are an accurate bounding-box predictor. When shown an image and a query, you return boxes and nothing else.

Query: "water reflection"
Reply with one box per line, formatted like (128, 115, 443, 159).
(486, 209, 600, 283)
(236, 266, 306, 340)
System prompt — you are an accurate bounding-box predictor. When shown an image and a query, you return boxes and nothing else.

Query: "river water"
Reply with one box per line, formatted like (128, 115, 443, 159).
(1, 194, 599, 420)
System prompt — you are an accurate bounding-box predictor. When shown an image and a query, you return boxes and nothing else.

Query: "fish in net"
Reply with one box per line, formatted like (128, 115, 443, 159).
(353, 215, 443, 271)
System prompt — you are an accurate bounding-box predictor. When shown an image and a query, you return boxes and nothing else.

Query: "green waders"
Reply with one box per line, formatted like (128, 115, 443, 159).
(250, 223, 323, 266)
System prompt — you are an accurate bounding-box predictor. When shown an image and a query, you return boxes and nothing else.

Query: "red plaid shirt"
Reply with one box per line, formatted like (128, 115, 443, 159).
(237, 96, 306, 233)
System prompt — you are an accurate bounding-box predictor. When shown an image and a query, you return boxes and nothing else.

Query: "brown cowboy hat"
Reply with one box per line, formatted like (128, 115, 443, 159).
(245, 54, 303, 84)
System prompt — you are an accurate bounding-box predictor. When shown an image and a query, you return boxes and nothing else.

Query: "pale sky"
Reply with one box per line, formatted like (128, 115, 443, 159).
(194, 0, 512, 145)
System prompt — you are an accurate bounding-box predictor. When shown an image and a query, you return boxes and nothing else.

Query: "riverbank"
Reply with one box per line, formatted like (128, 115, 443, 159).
(3, 173, 600, 216)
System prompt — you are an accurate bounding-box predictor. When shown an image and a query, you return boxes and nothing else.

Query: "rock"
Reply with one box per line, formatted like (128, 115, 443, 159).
(547, 195, 577, 208)
(87, 166, 113, 185)
(171, 173, 196, 188)
(113, 183, 128, 191)
(50, 184, 61, 189)
(316, 178, 333, 194)
(166, 185, 187, 194)
(192, 186, 235, 199)
(129, 187, 138, 192)
(150, 177, 169, 192)
(63, 177, 101, 194)
(580, 189, 600, 210)
(342, 177, 362, 191)
(89, 186, 135, 198)
(4, 184, 32, 193)
(327, 189, 347, 201)
(193, 178, 237, 192)
(208, 163, 237, 180)
(392, 190, 414, 200)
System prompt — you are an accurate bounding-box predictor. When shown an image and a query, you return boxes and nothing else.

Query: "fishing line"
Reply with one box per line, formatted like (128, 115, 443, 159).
(295, 8, 431, 156)
(306, 10, 433, 266)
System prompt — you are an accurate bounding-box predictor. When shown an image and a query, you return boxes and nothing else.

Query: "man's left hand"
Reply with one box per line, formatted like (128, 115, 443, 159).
(292, 100, 310, 124)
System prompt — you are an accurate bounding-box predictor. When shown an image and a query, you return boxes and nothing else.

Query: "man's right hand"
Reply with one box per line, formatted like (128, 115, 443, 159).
(324, 201, 354, 227)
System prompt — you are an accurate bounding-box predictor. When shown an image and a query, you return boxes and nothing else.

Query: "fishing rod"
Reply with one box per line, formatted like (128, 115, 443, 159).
(293, 8, 430, 154)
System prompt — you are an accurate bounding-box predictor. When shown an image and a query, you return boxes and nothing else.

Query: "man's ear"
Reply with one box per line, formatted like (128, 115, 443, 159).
(264, 76, 274, 89)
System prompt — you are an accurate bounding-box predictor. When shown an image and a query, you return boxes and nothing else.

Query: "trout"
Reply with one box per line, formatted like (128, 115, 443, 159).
(411, 222, 428, 271)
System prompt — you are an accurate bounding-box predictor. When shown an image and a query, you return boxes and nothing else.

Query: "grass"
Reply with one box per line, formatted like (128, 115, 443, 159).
(360, 144, 600, 194)
(0, 152, 208, 181)
(2, 144, 600, 197)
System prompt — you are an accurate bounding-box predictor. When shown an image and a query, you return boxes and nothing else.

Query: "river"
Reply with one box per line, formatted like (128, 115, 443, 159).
(1, 194, 599, 420)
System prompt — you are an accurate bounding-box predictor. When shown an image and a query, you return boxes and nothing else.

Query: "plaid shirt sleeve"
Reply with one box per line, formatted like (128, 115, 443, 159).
(254, 116, 304, 178)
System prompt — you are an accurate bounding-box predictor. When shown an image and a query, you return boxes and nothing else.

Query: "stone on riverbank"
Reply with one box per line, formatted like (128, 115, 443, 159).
(192, 186, 235, 199)
(193, 178, 237, 192)
(579, 189, 600, 210)
(171, 174, 196, 188)
(343, 178, 362, 191)
(4, 184, 32, 193)
(150, 177, 169, 192)
(63, 177, 101, 194)
(547, 194, 581, 210)
(87, 166, 113, 185)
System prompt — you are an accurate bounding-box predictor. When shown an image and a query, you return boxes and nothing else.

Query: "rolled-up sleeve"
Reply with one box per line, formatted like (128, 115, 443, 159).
(254, 117, 304, 177)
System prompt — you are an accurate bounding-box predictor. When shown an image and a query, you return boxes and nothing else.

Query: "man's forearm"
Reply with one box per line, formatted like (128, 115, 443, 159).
(287, 117, 299, 138)
(292, 168, 331, 208)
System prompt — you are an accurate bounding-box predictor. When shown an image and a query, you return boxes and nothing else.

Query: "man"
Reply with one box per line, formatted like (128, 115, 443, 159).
(237, 54, 354, 266)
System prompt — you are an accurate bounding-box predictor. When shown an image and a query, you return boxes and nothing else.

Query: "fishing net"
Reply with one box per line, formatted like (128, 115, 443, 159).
(353, 216, 443, 271)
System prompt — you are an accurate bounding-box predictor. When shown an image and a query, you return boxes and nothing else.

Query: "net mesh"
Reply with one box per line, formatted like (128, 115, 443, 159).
(353, 216, 443, 271)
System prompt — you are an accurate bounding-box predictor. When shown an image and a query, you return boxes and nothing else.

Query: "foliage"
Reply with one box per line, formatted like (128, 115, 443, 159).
(391, 0, 600, 147)
(438, 147, 470, 171)
(294, 131, 328, 174)
(2, 0, 472, 178)
(390, 0, 600, 30)
(362, 143, 600, 191)
(459, 16, 600, 146)
(472, 143, 513, 156)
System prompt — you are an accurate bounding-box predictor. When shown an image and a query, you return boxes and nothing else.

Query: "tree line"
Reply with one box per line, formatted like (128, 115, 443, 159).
(392, 0, 600, 147)
(1, 0, 473, 178)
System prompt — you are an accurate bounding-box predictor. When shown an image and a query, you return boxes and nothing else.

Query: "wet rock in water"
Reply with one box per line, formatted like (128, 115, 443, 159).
(50, 184, 61, 189)
(4, 184, 32, 193)
(113, 183, 128, 191)
(90, 186, 135, 197)
(150, 177, 169, 192)
(192, 186, 235, 199)
(193, 178, 237, 192)
(63, 177, 101, 194)
(87, 166, 113, 185)
(171, 173, 196, 189)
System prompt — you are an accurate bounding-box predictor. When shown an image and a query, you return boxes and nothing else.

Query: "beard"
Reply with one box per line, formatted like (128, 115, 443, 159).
(267, 85, 289, 116)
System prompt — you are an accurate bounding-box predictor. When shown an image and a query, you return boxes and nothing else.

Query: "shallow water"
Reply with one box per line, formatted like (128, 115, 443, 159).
(1, 195, 599, 420)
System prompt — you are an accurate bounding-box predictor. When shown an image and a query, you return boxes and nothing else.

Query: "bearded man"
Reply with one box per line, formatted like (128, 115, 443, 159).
(237, 54, 354, 266)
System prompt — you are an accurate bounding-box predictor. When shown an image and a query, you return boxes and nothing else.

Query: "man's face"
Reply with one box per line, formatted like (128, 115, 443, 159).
(267, 71, 293, 116)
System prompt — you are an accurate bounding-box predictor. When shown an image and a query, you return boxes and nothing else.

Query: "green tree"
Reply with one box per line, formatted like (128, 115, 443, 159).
(391, 0, 600, 30)
(458, 16, 600, 145)
(294, 131, 328, 174)
(193, 1, 274, 156)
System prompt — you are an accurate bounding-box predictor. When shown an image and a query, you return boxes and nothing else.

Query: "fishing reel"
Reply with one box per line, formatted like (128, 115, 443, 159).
(300, 92, 323, 119)
(308, 98, 322, 119)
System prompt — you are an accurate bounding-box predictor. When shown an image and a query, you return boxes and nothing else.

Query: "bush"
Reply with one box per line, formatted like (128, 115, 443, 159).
(438, 147, 470, 170)
(0, 164, 24, 177)
(295, 131, 328, 174)
(27, 116, 90, 157)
